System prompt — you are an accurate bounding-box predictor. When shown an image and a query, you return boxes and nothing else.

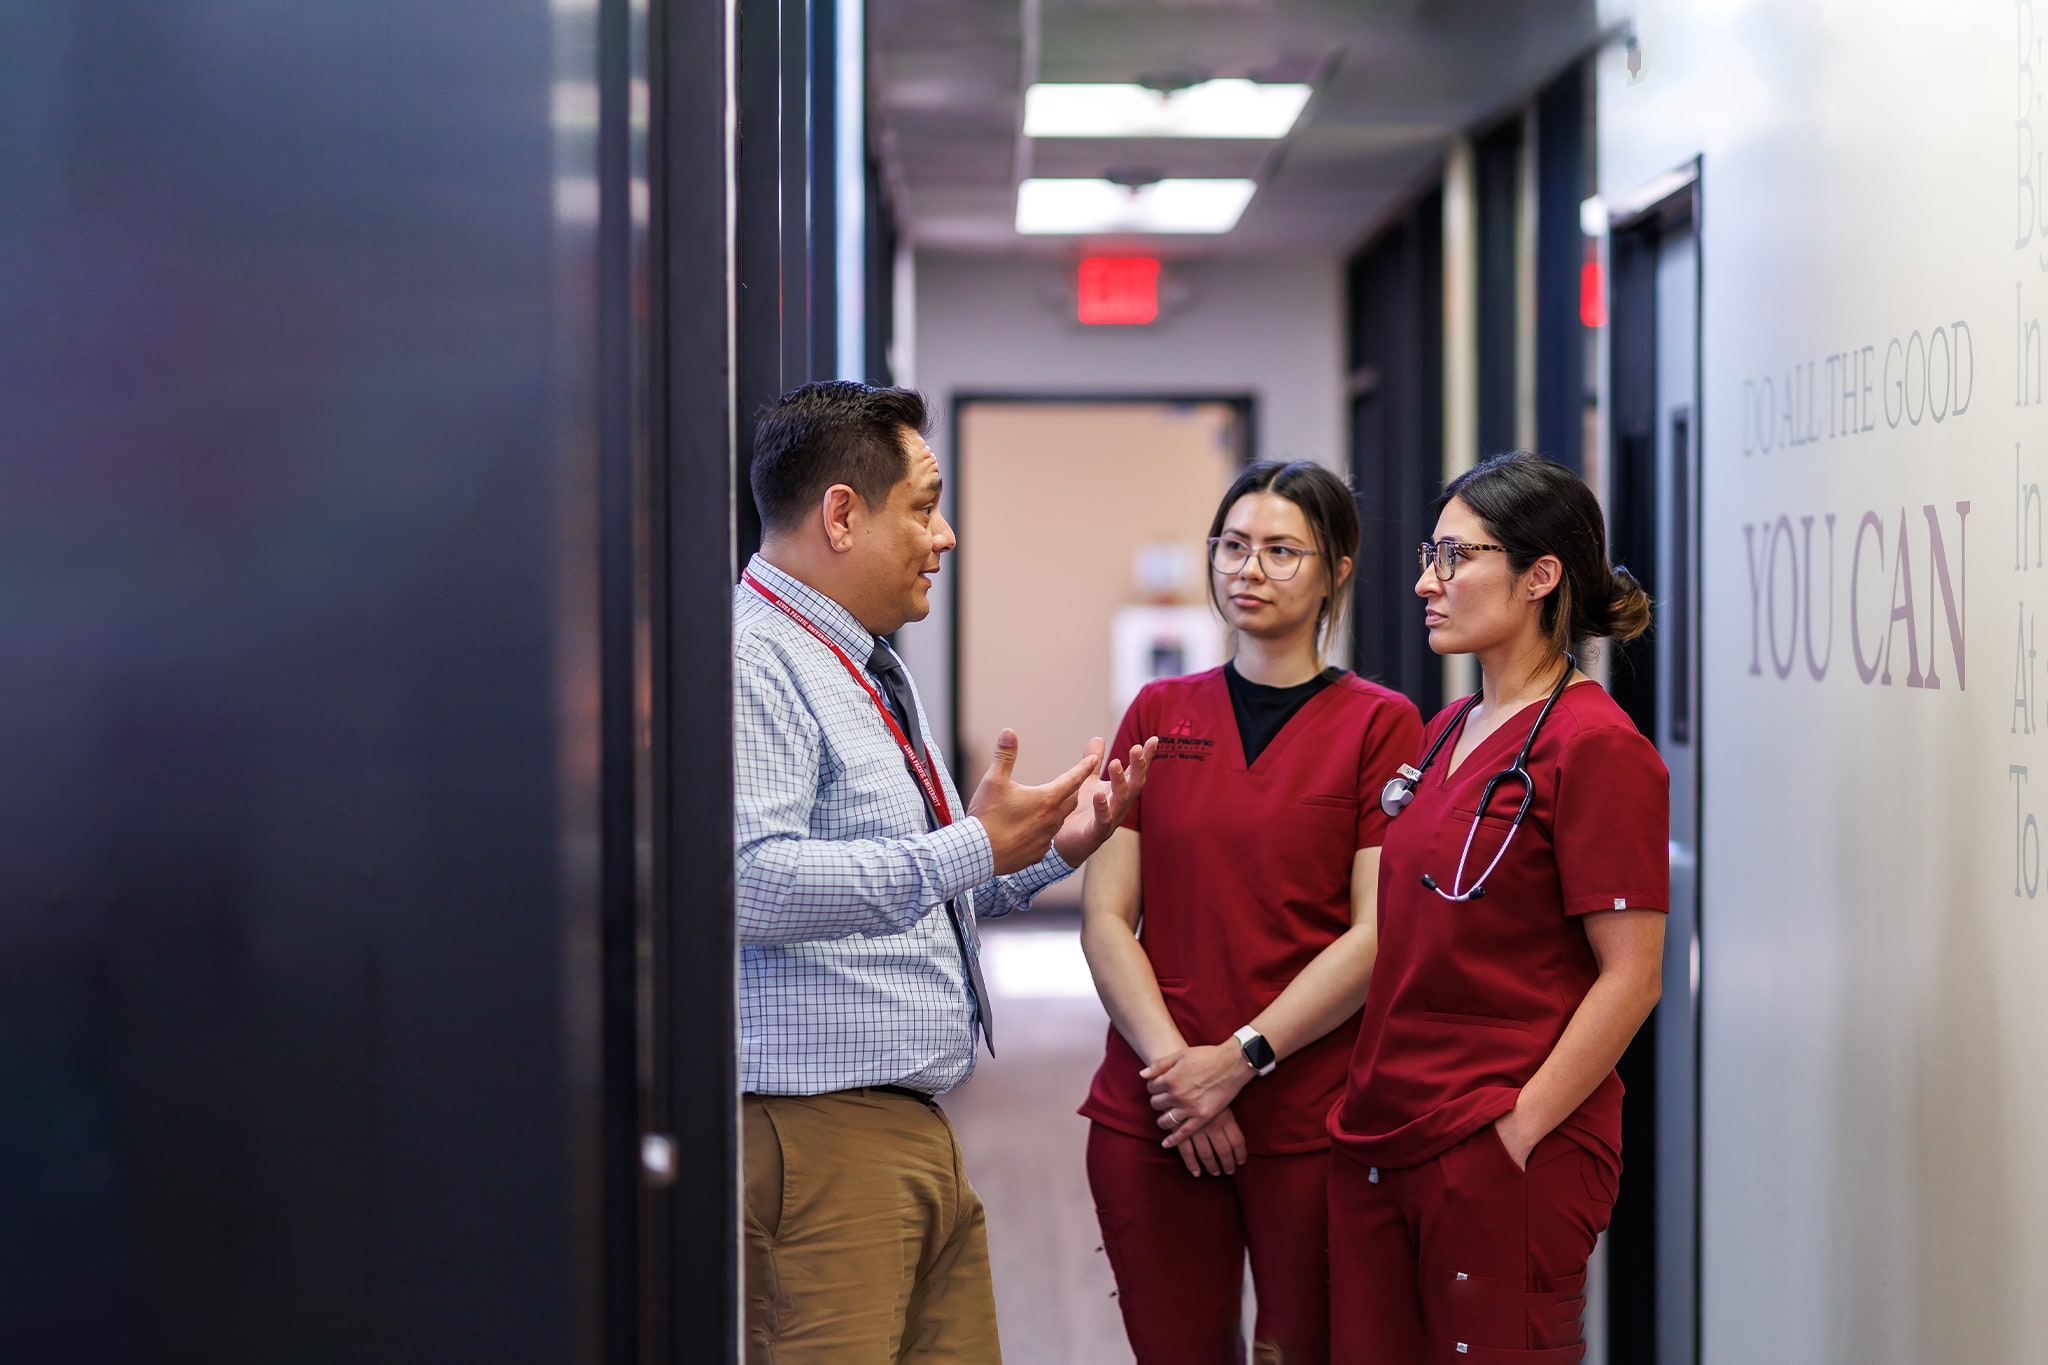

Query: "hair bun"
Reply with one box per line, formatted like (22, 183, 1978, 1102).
(1606, 565, 1653, 644)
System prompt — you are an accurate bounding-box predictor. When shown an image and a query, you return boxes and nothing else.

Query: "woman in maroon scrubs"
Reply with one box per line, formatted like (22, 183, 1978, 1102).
(1078, 460, 1422, 1365)
(1328, 451, 1667, 1363)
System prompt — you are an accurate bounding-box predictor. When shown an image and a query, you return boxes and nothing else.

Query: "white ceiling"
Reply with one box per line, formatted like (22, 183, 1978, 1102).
(869, 0, 1601, 259)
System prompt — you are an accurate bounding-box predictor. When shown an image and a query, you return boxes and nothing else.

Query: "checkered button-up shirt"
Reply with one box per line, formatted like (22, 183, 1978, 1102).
(734, 555, 1073, 1095)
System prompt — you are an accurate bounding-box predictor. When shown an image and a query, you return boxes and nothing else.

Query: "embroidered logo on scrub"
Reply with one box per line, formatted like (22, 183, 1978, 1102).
(1156, 718, 1212, 760)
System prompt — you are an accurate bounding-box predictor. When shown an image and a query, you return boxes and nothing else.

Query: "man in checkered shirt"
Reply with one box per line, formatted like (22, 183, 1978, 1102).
(735, 381, 1154, 1362)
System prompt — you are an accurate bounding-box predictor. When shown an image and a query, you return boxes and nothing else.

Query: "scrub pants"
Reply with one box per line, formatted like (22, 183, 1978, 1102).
(1086, 1122, 1331, 1365)
(1327, 1126, 1617, 1364)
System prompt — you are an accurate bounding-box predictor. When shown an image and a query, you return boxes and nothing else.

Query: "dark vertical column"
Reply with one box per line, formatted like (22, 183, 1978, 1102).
(594, 0, 650, 1357)
(0, 1, 614, 1359)
(731, 0, 867, 556)
(1602, 217, 1663, 1364)
(1535, 62, 1590, 473)
(649, 0, 740, 1359)
(1606, 228, 1661, 733)
(1348, 244, 1397, 690)
(778, 0, 816, 393)
(866, 152, 899, 383)
(1347, 187, 1445, 719)
(808, 0, 839, 382)
(734, 0, 786, 569)
(1405, 191, 1446, 719)
(733, 0, 832, 569)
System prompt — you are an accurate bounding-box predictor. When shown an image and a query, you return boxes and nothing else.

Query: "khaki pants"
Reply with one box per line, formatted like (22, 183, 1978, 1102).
(744, 1089, 1001, 1363)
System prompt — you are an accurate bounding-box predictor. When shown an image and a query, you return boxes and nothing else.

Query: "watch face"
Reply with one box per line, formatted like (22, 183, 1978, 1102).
(1243, 1033, 1277, 1072)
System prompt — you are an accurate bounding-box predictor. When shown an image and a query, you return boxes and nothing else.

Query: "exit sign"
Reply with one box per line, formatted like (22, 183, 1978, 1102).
(1077, 257, 1161, 325)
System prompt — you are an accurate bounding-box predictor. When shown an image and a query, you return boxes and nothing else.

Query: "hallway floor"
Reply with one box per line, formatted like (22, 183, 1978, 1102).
(943, 917, 1136, 1364)
(945, 916, 1261, 1364)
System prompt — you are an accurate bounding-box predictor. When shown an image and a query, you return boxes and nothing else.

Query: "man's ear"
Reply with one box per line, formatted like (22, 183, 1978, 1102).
(819, 484, 860, 554)
(1523, 554, 1564, 601)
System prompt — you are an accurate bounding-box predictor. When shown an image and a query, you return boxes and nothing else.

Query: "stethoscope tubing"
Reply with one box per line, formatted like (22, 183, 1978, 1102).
(1380, 654, 1577, 903)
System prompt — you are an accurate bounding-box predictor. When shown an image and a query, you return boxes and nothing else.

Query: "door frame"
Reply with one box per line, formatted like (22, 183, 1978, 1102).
(1602, 156, 1704, 1365)
(945, 392, 1258, 772)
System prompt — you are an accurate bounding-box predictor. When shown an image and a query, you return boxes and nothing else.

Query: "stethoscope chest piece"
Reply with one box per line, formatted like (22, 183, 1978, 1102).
(1379, 764, 1423, 819)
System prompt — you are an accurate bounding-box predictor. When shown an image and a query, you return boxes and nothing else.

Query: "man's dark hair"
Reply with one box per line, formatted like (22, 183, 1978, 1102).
(751, 381, 931, 534)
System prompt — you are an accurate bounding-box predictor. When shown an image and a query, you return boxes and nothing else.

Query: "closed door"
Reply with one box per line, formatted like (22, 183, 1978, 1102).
(954, 399, 1244, 907)
(1605, 179, 1702, 1365)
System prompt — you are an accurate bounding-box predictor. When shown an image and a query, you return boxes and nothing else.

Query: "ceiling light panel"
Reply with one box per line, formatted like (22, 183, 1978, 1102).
(1024, 78, 1311, 139)
(1015, 178, 1257, 234)
(1029, 136, 1265, 181)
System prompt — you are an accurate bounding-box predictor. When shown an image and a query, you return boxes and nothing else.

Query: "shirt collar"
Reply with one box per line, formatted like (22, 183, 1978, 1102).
(744, 554, 880, 662)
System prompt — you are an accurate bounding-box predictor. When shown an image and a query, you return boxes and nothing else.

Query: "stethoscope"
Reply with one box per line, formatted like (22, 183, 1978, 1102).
(1377, 654, 1576, 902)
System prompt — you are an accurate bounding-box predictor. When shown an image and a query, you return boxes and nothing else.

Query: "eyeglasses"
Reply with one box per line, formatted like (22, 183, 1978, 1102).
(1207, 536, 1319, 581)
(1417, 539, 1506, 581)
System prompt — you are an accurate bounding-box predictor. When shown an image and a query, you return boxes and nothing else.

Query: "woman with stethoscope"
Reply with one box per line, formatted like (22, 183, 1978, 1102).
(1327, 450, 1668, 1364)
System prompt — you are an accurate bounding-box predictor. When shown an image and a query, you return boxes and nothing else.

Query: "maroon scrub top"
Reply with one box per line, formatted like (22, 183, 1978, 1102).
(1329, 681, 1669, 1173)
(1081, 667, 1422, 1155)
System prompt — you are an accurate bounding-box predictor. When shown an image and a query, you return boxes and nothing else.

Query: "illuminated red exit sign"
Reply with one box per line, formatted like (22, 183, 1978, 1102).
(1077, 257, 1161, 325)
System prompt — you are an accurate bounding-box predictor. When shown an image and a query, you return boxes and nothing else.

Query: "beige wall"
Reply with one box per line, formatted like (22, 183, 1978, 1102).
(957, 401, 1238, 903)
(895, 250, 1346, 757)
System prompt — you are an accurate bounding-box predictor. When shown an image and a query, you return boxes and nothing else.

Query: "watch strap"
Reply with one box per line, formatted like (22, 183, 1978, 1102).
(1232, 1025, 1278, 1077)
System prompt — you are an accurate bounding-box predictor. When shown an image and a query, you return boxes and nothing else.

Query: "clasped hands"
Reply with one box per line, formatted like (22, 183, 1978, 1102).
(1141, 1042, 1256, 1178)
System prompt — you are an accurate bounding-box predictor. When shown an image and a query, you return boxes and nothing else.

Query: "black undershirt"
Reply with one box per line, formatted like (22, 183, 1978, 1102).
(1223, 660, 1345, 766)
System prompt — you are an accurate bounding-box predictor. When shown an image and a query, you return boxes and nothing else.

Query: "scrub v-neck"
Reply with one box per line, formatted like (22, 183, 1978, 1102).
(1439, 682, 1595, 785)
(1220, 662, 1346, 771)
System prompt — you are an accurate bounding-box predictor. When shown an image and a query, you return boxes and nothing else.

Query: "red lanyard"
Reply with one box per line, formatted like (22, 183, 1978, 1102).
(743, 571, 954, 827)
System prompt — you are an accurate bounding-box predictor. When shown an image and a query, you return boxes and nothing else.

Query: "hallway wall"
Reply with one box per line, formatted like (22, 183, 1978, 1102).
(899, 251, 1346, 773)
(1597, 2, 2045, 1361)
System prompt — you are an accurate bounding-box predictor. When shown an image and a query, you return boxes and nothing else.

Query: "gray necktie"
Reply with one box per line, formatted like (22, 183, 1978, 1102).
(867, 640, 996, 1054)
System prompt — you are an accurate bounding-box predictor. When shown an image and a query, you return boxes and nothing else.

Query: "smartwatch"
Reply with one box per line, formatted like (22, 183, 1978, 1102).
(1233, 1025, 1278, 1077)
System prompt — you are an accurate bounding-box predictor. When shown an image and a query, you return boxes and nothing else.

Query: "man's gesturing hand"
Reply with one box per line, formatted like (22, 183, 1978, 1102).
(968, 729, 1100, 874)
(1053, 736, 1157, 867)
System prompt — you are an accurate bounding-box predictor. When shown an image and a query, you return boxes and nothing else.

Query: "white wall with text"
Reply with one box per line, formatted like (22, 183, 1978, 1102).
(1601, 2, 2048, 1359)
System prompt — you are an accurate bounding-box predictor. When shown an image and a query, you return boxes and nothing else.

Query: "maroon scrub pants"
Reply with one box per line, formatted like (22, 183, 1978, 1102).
(1086, 1122, 1332, 1365)
(1327, 1125, 1617, 1364)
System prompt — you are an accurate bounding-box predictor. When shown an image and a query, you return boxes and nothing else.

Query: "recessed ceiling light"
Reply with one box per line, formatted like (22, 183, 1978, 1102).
(1015, 179, 1257, 235)
(1024, 78, 1311, 140)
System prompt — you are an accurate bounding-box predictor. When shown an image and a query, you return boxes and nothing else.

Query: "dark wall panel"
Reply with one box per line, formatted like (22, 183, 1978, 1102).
(1349, 188, 1446, 720)
(735, 0, 840, 571)
(0, 3, 614, 1359)
(651, 0, 741, 1353)
(866, 150, 900, 385)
